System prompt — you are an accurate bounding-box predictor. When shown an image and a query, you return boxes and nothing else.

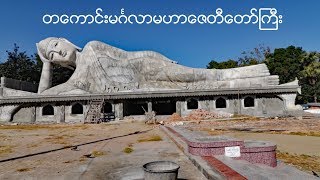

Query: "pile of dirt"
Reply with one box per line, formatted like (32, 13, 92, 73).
(168, 113, 184, 121)
(164, 109, 233, 123)
(184, 109, 233, 120)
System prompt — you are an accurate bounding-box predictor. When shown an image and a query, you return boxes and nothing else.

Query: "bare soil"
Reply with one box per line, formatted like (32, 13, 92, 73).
(0, 122, 206, 180)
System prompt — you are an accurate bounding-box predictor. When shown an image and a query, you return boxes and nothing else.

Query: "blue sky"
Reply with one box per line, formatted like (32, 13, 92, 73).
(0, 0, 319, 68)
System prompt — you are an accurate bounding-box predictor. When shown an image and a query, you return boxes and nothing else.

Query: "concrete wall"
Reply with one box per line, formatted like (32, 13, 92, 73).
(1, 77, 38, 93)
(12, 106, 35, 122)
(178, 95, 285, 117)
(181, 97, 205, 116)
(213, 96, 234, 114)
(0, 105, 19, 122)
(260, 97, 285, 117)
(64, 102, 87, 123)
(7, 100, 115, 123)
(7, 94, 289, 123)
(36, 104, 59, 122)
(1, 87, 37, 97)
(10, 101, 108, 123)
(237, 96, 284, 117)
(11, 102, 87, 123)
(180, 96, 234, 116)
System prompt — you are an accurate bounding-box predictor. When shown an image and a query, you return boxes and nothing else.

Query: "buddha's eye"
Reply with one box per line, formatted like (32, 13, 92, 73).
(54, 42, 58, 47)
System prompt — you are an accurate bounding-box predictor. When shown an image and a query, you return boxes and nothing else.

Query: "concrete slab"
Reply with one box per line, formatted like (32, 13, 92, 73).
(162, 125, 318, 180)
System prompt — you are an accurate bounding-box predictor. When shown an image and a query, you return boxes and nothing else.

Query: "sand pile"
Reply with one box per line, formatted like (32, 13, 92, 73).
(185, 109, 233, 120)
(165, 109, 233, 123)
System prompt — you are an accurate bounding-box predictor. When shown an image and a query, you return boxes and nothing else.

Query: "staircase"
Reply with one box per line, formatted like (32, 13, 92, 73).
(84, 99, 104, 124)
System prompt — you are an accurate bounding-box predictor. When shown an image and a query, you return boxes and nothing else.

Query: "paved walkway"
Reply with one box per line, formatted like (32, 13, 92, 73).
(80, 127, 207, 180)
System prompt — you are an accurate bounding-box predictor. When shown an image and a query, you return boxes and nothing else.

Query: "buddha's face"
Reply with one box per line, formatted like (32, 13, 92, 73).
(45, 39, 77, 66)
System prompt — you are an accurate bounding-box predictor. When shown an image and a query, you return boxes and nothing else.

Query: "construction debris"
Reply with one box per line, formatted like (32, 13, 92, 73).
(184, 109, 233, 120)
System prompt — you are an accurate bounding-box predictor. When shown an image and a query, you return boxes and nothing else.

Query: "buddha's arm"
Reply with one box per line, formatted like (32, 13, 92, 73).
(213, 64, 271, 80)
(38, 62, 53, 94)
(40, 82, 89, 95)
(87, 41, 175, 63)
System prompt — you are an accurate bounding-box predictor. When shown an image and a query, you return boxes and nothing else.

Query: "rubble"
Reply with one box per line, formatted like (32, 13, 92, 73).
(164, 109, 233, 125)
(184, 109, 233, 120)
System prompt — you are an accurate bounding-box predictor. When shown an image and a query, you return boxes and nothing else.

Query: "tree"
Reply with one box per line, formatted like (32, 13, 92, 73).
(207, 59, 238, 69)
(265, 46, 320, 103)
(207, 45, 320, 103)
(265, 46, 305, 84)
(299, 52, 320, 102)
(0, 44, 73, 87)
(206, 60, 219, 69)
(0, 44, 40, 83)
(238, 44, 271, 66)
(207, 45, 270, 69)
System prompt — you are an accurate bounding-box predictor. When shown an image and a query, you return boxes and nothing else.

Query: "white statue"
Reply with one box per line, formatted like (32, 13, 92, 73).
(36, 37, 279, 95)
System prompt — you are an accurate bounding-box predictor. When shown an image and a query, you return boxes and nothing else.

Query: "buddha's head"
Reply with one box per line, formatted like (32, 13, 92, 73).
(37, 37, 81, 69)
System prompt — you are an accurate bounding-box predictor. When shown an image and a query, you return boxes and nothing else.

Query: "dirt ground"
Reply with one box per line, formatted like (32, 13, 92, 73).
(184, 117, 320, 174)
(1, 117, 319, 179)
(0, 122, 206, 180)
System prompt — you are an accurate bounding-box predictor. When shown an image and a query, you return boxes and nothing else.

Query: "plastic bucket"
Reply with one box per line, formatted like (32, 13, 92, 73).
(143, 161, 180, 180)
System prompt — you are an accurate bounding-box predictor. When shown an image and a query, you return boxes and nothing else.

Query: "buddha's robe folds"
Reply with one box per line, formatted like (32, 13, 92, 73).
(41, 41, 279, 95)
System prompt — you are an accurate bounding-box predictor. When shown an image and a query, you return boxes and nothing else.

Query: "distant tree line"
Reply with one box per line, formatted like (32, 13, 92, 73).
(207, 45, 320, 103)
(0, 43, 319, 103)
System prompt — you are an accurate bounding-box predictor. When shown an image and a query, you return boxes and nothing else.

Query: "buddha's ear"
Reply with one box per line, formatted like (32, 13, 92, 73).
(36, 43, 51, 63)
(59, 38, 82, 51)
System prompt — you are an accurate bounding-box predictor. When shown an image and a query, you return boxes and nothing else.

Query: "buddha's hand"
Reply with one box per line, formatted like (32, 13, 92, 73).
(36, 43, 51, 64)
(39, 57, 51, 64)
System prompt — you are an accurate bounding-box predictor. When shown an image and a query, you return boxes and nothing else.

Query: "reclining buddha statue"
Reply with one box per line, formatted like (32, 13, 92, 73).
(36, 37, 279, 95)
